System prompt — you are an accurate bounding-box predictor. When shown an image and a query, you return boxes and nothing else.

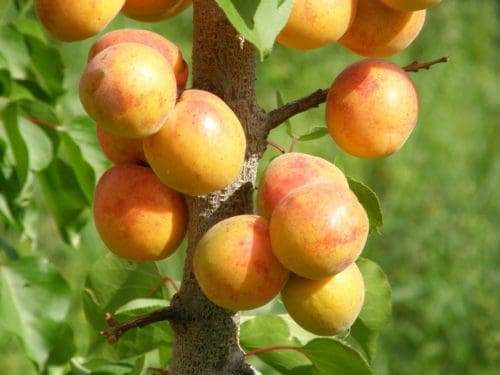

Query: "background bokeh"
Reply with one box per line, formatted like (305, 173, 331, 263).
(1, 1, 499, 374)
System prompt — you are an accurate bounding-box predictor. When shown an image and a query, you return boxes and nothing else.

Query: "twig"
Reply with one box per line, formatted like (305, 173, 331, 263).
(100, 306, 182, 344)
(245, 345, 320, 374)
(403, 56, 449, 72)
(149, 276, 180, 297)
(266, 56, 449, 130)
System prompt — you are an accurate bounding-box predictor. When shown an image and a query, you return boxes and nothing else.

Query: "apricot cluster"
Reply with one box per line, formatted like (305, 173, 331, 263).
(78, 29, 246, 261)
(194, 153, 368, 336)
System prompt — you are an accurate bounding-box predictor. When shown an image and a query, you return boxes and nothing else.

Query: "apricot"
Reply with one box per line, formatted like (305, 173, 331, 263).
(339, 0, 426, 58)
(257, 152, 348, 219)
(193, 215, 290, 311)
(326, 59, 419, 159)
(96, 127, 145, 165)
(93, 165, 187, 261)
(121, 0, 191, 22)
(143, 89, 246, 196)
(79, 43, 177, 139)
(34, 0, 125, 42)
(281, 263, 365, 336)
(277, 0, 357, 50)
(88, 29, 189, 91)
(380, 0, 441, 11)
(270, 183, 368, 280)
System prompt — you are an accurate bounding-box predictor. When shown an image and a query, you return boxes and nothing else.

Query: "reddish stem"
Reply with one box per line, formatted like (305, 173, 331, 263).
(267, 140, 286, 154)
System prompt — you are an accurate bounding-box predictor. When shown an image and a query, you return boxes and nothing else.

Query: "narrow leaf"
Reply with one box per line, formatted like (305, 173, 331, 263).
(347, 177, 384, 233)
(298, 127, 329, 142)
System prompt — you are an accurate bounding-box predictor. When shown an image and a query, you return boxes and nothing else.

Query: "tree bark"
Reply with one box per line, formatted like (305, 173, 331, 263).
(168, 1, 267, 373)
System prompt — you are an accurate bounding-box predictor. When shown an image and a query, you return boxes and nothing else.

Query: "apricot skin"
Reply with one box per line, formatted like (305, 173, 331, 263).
(326, 59, 419, 159)
(339, 0, 426, 58)
(88, 29, 188, 91)
(34, 0, 125, 42)
(282, 263, 365, 336)
(193, 215, 290, 311)
(96, 127, 145, 165)
(270, 183, 369, 280)
(380, 0, 441, 11)
(93, 165, 187, 261)
(277, 0, 357, 50)
(79, 43, 177, 139)
(257, 152, 348, 219)
(143, 89, 246, 196)
(121, 0, 191, 22)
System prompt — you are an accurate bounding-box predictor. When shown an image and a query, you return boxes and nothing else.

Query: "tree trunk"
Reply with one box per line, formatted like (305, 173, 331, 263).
(169, 1, 268, 373)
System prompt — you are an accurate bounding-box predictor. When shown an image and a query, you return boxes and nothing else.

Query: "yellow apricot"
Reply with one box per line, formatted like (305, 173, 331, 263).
(282, 263, 365, 336)
(277, 0, 357, 50)
(143, 89, 246, 196)
(34, 0, 125, 42)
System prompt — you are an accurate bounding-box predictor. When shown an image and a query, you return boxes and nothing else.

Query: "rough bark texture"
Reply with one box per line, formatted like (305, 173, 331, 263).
(168, 1, 268, 373)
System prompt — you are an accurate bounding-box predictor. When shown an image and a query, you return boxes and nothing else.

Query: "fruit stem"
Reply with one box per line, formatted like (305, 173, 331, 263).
(245, 345, 320, 374)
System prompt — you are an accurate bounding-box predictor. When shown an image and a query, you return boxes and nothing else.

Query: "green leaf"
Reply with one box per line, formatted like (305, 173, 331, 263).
(302, 338, 373, 375)
(347, 177, 384, 233)
(349, 258, 392, 362)
(14, 17, 47, 41)
(83, 254, 171, 360)
(18, 117, 54, 171)
(0, 256, 76, 371)
(24, 35, 65, 99)
(357, 258, 392, 330)
(240, 315, 310, 373)
(115, 298, 169, 317)
(18, 98, 60, 125)
(38, 157, 90, 247)
(0, 25, 30, 79)
(298, 127, 329, 142)
(1, 103, 29, 187)
(215, 0, 295, 59)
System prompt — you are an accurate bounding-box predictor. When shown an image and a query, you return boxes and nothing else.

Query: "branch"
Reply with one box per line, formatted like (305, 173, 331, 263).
(266, 56, 449, 130)
(267, 89, 328, 130)
(100, 306, 182, 344)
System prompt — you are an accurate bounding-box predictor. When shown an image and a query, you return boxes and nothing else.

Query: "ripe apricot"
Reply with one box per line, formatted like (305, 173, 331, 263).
(143, 89, 246, 196)
(79, 43, 177, 139)
(270, 183, 368, 279)
(34, 0, 125, 42)
(277, 0, 357, 50)
(88, 29, 189, 91)
(257, 152, 348, 219)
(282, 263, 365, 336)
(94, 165, 187, 261)
(96, 127, 145, 165)
(339, 0, 426, 58)
(194, 215, 290, 311)
(326, 59, 418, 159)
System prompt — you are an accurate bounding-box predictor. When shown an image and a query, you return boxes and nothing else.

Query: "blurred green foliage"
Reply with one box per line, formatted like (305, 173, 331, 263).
(1, 0, 499, 374)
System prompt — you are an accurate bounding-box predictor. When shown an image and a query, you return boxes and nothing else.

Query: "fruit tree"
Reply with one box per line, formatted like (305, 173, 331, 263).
(0, 0, 451, 374)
